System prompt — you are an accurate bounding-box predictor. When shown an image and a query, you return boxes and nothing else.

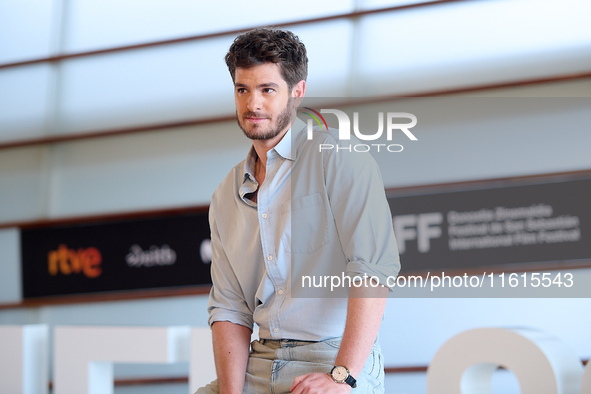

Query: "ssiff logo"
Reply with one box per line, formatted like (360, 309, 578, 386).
(303, 107, 417, 152)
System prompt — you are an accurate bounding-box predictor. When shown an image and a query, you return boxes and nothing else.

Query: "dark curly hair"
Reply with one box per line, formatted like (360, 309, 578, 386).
(225, 28, 308, 91)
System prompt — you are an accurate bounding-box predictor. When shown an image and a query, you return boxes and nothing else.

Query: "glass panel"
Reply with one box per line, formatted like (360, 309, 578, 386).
(0, 147, 46, 222)
(47, 121, 249, 216)
(57, 20, 353, 134)
(384, 373, 427, 394)
(64, 0, 355, 52)
(359, 0, 442, 10)
(57, 36, 236, 134)
(0, 64, 52, 142)
(0, 228, 21, 303)
(0, 0, 55, 63)
(491, 369, 521, 394)
(353, 0, 591, 95)
(289, 20, 353, 97)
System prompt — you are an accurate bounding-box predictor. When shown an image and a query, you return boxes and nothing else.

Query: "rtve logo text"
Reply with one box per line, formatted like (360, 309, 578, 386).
(48, 244, 102, 278)
(303, 108, 418, 153)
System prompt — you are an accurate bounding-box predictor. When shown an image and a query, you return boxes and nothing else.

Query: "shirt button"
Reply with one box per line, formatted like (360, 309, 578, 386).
(262, 213, 268, 219)
(278, 289, 284, 295)
(267, 255, 272, 261)
(273, 328, 279, 333)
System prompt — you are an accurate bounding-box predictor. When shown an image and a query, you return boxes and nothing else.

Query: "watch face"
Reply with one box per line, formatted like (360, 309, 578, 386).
(332, 366, 348, 382)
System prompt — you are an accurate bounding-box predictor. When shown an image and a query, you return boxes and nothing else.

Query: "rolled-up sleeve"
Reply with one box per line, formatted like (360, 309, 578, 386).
(207, 198, 254, 330)
(322, 135, 401, 290)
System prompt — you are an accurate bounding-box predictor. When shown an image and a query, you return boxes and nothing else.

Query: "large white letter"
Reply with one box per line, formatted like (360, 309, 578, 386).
(581, 361, 591, 394)
(387, 112, 418, 141)
(0, 325, 48, 394)
(321, 109, 350, 140)
(417, 212, 443, 253)
(426, 327, 584, 394)
(393, 214, 417, 254)
(189, 327, 216, 394)
(54, 326, 189, 394)
(353, 112, 384, 141)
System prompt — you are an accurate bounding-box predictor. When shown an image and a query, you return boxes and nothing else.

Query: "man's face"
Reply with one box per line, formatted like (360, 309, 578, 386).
(234, 63, 294, 141)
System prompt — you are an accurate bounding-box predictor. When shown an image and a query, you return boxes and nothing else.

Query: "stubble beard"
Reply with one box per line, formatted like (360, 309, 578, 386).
(237, 97, 293, 141)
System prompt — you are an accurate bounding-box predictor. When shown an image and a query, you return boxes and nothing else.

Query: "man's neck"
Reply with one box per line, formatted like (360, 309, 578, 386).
(250, 125, 289, 192)
(251, 126, 289, 168)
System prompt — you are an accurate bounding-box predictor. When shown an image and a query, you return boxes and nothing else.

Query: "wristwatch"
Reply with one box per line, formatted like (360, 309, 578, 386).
(330, 365, 357, 388)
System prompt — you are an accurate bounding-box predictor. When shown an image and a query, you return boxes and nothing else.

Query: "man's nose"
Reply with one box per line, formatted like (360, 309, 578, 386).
(247, 92, 262, 112)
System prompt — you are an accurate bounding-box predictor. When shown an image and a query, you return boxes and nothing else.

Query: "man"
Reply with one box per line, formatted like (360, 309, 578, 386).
(198, 28, 400, 394)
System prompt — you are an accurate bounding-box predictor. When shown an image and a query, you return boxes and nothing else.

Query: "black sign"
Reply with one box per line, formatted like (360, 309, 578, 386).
(21, 212, 212, 298)
(388, 176, 591, 273)
(21, 175, 591, 298)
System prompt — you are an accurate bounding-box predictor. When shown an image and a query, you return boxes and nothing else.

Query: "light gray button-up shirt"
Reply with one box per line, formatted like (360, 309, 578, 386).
(207, 117, 400, 341)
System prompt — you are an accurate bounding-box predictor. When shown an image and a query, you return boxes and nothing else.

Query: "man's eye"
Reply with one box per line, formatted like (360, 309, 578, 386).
(263, 88, 275, 93)
(236, 88, 246, 94)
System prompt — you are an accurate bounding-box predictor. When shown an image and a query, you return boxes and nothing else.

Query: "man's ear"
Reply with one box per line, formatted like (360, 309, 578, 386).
(291, 80, 306, 107)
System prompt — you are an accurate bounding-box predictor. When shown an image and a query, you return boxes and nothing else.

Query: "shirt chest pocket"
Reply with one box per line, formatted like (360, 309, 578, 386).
(280, 192, 330, 254)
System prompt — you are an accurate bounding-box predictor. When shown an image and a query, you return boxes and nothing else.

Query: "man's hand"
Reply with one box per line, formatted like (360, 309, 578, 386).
(290, 372, 352, 394)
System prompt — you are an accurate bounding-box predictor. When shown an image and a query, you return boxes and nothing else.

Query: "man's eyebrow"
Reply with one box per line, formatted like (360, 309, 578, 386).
(234, 82, 280, 89)
(258, 82, 279, 89)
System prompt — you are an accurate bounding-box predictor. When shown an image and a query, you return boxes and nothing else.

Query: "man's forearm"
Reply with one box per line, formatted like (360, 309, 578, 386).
(211, 321, 252, 394)
(334, 285, 389, 379)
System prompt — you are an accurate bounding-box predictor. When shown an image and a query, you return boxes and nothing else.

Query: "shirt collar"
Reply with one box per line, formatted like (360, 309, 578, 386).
(275, 117, 306, 161)
(240, 117, 307, 191)
(243, 145, 257, 183)
(243, 116, 306, 173)
(239, 146, 258, 204)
